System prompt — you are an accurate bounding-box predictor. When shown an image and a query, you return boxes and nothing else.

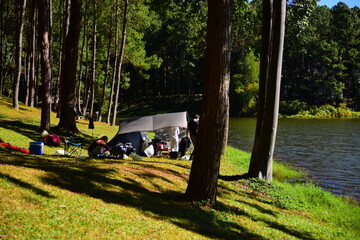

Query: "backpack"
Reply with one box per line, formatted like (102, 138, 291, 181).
(44, 134, 60, 145)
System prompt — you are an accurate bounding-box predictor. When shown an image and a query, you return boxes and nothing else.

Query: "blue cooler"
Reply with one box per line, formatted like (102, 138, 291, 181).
(29, 142, 44, 155)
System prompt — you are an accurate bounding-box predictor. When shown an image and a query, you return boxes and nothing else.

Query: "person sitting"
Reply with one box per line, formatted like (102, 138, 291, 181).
(88, 136, 110, 157)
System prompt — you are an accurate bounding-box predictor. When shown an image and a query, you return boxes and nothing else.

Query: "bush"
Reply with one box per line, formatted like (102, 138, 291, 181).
(280, 100, 309, 115)
(297, 104, 358, 118)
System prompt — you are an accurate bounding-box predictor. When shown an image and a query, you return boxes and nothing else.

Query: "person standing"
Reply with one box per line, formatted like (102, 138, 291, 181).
(186, 114, 200, 150)
(169, 126, 180, 152)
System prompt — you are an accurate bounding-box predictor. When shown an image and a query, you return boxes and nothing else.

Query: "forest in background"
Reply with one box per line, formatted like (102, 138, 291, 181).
(0, 0, 359, 121)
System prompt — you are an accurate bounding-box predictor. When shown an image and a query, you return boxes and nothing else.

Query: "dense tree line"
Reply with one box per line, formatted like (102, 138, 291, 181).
(0, 0, 359, 128)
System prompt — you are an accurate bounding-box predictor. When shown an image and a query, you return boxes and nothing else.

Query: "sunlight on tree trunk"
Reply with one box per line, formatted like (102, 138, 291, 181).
(248, 0, 286, 181)
(185, 0, 232, 207)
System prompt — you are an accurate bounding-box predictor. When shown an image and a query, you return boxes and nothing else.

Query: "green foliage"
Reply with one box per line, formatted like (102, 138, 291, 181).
(230, 51, 259, 116)
(293, 104, 360, 118)
(280, 100, 309, 115)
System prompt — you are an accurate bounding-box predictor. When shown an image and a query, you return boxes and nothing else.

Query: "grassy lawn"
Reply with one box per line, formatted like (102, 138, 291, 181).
(0, 97, 359, 239)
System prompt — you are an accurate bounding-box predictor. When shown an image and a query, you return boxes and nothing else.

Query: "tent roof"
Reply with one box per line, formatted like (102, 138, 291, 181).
(118, 111, 187, 134)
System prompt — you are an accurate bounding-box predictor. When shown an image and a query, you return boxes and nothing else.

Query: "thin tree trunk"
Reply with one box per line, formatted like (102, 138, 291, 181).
(89, 0, 97, 118)
(98, 16, 113, 122)
(185, 0, 232, 206)
(107, 0, 119, 124)
(111, 0, 128, 126)
(0, 0, 3, 97)
(13, 0, 27, 110)
(48, 0, 53, 110)
(29, 6, 37, 107)
(76, 0, 87, 115)
(25, 37, 30, 106)
(248, 0, 286, 181)
(81, 36, 90, 115)
(25, 0, 36, 106)
(38, 0, 52, 131)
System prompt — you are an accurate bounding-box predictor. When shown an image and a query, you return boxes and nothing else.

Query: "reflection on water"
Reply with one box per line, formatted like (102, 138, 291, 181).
(228, 118, 360, 202)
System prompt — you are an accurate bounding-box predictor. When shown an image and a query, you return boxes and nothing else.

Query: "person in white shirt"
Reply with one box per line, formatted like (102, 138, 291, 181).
(169, 126, 180, 152)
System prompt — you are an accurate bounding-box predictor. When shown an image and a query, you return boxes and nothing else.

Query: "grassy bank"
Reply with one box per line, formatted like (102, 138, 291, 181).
(0, 97, 359, 239)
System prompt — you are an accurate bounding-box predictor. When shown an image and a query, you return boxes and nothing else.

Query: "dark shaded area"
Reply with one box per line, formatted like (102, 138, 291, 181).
(219, 173, 249, 181)
(0, 119, 101, 149)
(0, 171, 54, 198)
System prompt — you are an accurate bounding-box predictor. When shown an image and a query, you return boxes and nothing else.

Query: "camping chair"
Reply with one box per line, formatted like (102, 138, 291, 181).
(64, 137, 84, 158)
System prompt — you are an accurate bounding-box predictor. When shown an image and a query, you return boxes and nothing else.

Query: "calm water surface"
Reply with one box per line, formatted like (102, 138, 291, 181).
(228, 118, 360, 202)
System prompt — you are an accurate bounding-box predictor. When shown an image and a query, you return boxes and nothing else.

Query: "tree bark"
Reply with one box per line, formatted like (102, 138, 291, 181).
(98, 15, 113, 123)
(13, 0, 27, 110)
(106, 0, 120, 124)
(27, 0, 37, 107)
(76, 0, 87, 115)
(111, 0, 128, 126)
(89, 0, 97, 118)
(185, 0, 232, 206)
(56, 0, 71, 117)
(38, 0, 52, 131)
(0, 0, 3, 97)
(58, 0, 82, 133)
(248, 0, 286, 181)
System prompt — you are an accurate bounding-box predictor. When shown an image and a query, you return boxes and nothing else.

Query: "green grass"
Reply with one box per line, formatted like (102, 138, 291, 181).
(0, 97, 359, 239)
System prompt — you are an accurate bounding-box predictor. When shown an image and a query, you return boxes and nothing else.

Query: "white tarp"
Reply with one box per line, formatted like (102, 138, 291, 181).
(118, 111, 188, 134)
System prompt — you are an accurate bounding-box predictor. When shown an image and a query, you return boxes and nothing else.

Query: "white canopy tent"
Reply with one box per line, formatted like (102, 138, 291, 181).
(117, 111, 188, 134)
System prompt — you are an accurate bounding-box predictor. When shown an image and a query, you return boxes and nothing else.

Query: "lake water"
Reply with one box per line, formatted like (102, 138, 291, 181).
(228, 118, 360, 202)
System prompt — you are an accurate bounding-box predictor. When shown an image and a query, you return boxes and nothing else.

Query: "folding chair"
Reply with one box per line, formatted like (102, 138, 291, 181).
(64, 137, 84, 158)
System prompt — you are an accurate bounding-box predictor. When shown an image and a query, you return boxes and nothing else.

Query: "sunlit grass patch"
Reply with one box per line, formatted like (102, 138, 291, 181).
(1, 97, 359, 239)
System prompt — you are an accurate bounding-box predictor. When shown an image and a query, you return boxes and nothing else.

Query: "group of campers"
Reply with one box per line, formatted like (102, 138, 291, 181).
(88, 114, 200, 159)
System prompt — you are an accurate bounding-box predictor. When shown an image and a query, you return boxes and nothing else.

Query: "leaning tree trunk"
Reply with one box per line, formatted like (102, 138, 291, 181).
(185, 0, 232, 207)
(38, 0, 52, 132)
(13, 0, 27, 110)
(58, 0, 82, 133)
(248, 0, 286, 181)
(111, 0, 128, 126)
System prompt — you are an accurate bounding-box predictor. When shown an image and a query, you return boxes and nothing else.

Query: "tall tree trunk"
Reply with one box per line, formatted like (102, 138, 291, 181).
(58, 0, 82, 133)
(76, 0, 87, 115)
(89, 0, 97, 118)
(185, 0, 232, 206)
(38, 0, 52, 131)
(248, 0, 286, 181)
(111, 0, 128, 126)
(81, 36, 90, 115)
(25, 0, 36, 107)
(106, 0, 119, 124)
(13, 0, 27, 110)
(25, 37, 30, 106)
(0, 0, 3, 97)
(56, 0, 71, 117)
(48, 0, 53, 110)
(98, 16, 113, 123)
(29, 8, 36, 108)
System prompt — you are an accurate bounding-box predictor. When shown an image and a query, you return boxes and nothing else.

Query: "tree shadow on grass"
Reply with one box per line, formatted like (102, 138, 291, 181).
(0, 120, 42, 142)
(0, 172, 55, 198)
(0, 150, 315, 240)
